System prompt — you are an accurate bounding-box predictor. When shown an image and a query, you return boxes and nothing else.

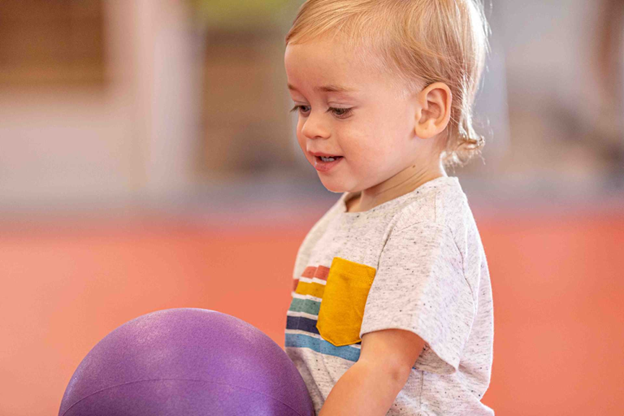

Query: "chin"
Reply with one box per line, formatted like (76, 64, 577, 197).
(317, 179, 343, 193)
(318, 178, 354, 194)
(321, 185, 344, 194)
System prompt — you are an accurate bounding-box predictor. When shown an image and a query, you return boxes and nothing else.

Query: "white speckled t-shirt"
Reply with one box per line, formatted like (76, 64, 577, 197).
(284, 176, 494, 415)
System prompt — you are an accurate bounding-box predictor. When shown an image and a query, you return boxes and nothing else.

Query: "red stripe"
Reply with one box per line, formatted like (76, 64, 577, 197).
(298, 265, 329, 283)
(314, 265, 329, 281)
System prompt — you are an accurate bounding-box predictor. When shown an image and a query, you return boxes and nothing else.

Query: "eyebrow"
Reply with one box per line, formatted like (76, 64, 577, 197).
(288, 84, 356, 93)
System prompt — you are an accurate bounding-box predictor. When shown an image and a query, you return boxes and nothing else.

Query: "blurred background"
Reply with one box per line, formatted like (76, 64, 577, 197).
(0, 0, 623, 415)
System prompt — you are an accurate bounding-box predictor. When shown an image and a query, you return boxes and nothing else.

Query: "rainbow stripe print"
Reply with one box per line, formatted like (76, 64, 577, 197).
(285, 264, 362, 363)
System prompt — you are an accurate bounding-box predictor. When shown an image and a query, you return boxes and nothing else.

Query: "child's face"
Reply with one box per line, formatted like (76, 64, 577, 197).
(285, 35, 439, 196)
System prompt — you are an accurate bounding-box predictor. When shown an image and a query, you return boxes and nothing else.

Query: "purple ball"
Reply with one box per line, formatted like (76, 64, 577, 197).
(59, 308, 314, 416)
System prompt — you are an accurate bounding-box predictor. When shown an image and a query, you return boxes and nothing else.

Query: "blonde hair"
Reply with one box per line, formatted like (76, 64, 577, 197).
(286, 0, 490, 169)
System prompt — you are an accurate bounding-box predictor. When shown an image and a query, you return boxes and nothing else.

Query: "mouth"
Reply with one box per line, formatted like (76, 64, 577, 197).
(315, 155, 343, 162)
(313, 155, 343, 172)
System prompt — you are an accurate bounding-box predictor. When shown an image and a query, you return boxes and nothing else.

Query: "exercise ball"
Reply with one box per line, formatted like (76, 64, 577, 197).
(59, 308, 314, 416)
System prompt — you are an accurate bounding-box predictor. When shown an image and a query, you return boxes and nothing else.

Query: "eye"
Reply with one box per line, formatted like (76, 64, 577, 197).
(290, 105, 311, 116)
(328, 107, 353, 119)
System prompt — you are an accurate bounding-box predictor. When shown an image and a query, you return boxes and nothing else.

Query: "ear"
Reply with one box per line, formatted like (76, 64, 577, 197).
(414, 82, 452, 140)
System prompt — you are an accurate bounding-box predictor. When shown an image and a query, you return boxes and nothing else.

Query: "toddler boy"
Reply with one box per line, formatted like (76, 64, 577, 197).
(284, 1, 494, 414)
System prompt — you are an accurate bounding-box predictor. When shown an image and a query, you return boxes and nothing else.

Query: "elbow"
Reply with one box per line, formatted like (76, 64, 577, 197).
(359, 359, 412, 389)
(391, 365, 412, 387)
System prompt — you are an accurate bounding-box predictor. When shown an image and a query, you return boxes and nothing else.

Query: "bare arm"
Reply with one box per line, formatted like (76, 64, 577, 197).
(318, 328, 426, 416)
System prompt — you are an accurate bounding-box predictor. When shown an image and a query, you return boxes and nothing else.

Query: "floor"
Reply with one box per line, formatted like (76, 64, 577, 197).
(1, 190, 623, 415)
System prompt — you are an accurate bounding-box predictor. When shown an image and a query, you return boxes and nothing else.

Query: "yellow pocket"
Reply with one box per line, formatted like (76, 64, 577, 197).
(316, 257, 376, 346)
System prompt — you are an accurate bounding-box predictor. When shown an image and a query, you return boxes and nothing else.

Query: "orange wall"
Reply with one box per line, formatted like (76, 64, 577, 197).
(1, 207, 622, 415)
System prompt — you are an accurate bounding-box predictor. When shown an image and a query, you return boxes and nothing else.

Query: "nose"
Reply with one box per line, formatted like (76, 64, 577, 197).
(300, 111, 330, 140)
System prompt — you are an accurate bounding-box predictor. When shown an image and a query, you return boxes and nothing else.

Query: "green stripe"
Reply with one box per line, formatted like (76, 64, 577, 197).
(288, 298, 321, 315)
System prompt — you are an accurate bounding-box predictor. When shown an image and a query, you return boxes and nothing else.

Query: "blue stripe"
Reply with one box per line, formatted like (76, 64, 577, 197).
(285, 333, 362, 363)
(286, 316, 320, 335)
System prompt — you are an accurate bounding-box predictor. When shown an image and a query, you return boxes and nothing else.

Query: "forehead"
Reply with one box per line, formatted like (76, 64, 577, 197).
(284, 36, 388, 94)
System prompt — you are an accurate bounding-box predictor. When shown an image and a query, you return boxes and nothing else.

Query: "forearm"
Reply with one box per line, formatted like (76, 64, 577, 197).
(318, 361, 406, 416)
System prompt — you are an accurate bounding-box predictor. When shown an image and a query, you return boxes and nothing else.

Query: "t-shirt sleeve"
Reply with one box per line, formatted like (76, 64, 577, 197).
(358, 221, 475, 375)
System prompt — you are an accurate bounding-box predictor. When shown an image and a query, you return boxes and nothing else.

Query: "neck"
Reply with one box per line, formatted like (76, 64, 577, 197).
(349, 164, 446, 213)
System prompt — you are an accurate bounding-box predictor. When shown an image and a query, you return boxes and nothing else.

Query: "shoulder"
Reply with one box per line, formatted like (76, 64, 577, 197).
(391, 178, 486, 301)
(386, 179, 483, 277)
(392, 177, 469, 234)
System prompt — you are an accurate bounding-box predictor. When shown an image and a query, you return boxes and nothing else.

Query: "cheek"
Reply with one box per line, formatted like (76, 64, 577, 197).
(343, 123, 385, 158)
(295, 119, 305, 146)
(348, 128, 399, 173)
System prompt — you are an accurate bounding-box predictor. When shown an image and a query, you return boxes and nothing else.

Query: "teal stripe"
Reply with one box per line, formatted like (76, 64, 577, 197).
(285, 333, 361, 363)
(288, 298, 321, 315)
